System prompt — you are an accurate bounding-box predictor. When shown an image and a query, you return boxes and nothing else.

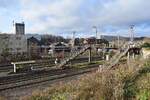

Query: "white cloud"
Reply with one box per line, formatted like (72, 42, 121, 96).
(20, 0, 83, 33)
(93, 0, 150, 26)
(17, 0, 150, 36)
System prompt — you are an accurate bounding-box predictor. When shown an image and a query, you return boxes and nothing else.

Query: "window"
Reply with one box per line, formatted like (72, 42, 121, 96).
(16, 37, 21, 40)
(17, 48, 21, 51)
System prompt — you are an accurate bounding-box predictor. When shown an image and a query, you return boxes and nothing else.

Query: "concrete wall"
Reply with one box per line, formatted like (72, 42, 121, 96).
(0, 34, 27, 55)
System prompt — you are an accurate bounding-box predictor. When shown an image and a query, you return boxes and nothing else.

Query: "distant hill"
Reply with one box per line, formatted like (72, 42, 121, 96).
(143, 37, 150, 43)
(101, 35, 149, 42)
(25, 34, 42, 40)
(25, 33, 149, 42)
(101, 35, 128, 41)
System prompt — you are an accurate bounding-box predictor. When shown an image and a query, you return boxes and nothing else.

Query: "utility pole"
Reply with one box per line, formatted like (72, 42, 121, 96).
(73, 31, 76, 40)
(99, 31, 102, 39)
(117, 33, 120, 48)
(93, 26, 98, 44)
(72, 31, 76, 46)
(88, 48, 91, 63)
(130, 25, 134, 43)
(12, 20, 15, 34)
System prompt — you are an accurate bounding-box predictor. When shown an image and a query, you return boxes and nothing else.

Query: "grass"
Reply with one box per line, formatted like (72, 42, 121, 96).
(136, 73, 150, 100)
(1, 58, 149, 100)
(0, 97, 5, 100)
(123, 72, 150, 100)
(72, 61, 104, 69)
(20, 58, 149, 100)
(123, 60, 150, 100)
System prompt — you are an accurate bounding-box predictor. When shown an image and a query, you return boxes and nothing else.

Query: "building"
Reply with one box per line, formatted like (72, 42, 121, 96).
(84, 38, 109, 46)
(83, 37, 96, 44)
(15, 22, 25, 35)
(49, 42, 71, 58)
(27, 37, 41, 58)
(69, 38, 81, 46)
(0, 34, 27, 55)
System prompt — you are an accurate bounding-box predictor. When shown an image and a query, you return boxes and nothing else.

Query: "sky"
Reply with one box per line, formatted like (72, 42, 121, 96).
(0, 0, 150, 37)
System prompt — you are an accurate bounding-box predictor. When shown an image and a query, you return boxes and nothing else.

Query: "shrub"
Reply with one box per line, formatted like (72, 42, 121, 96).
(22, 59, 150, 100)
(142, 42, 150, 48)
(137, 90, 150, 100)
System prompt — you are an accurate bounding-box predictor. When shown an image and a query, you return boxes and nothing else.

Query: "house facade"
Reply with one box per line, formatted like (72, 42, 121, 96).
(0, 34, 27, 55)
(27, 36, 41, 58)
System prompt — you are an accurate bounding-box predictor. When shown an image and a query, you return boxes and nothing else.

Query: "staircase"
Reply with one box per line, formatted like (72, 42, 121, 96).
(57, 45, 91, 68)
(105, 44, 130, 69)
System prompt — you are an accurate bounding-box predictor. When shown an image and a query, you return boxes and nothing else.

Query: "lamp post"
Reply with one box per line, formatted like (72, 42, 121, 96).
(73, 31, 76, 40)
(130, 25, 134, 43)
(117, 33, 120, 48)
(93, 26, 98, 44)
(72, 31, 76, 47)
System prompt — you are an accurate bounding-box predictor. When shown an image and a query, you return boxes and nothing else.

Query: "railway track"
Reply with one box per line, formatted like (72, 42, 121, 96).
(0, 65, 12, 72)
(0, 69, 63, 85)
(0, 57, 101, 72)
(0, 65, 98, 92)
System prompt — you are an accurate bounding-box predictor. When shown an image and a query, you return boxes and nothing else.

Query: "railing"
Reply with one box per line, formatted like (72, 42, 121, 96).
(105, 43, 130, 69)
(105, 42, 142, 69)
(57, 45, 90, 68)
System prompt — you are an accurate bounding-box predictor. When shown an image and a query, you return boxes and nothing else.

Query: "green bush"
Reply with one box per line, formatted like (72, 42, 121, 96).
(137, 90, 150, 100)
(22, 59, 150, 100)
(142, 42, 150, 48)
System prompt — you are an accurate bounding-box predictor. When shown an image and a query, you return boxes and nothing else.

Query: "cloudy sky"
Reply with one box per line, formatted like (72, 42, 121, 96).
(0, 0, 150, 37)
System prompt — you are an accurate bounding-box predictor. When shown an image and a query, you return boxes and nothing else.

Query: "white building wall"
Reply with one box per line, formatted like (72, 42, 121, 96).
(0, 34, 27, 55)
(0, 34, 9, 54)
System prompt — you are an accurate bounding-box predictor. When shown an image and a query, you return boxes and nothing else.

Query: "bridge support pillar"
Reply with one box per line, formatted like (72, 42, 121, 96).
(13, 64, 16, 73)
(88, 48, 91, 63)
(127, 52, 130, 60)
(127, 52, 130, 65)
(106, 55, 109, 61)
(132, 53, 135, 59)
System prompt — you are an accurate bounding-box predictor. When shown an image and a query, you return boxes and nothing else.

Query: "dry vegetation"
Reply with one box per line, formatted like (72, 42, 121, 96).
(20, 58, 150, 100)
(0, 97, 5, 100)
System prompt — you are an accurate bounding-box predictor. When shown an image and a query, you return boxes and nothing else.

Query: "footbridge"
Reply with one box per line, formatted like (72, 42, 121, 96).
(105, 42, 142, 69)
(57, 45, 91, 68)
(57, 42, 142, 69)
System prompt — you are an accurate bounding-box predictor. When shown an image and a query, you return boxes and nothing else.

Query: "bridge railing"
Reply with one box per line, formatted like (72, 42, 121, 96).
(104, 43, 130, 69)
(58, 45, 90, 68)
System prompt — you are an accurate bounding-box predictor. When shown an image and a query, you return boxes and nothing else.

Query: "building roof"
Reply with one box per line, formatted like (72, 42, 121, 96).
(50, 42, 68, 47)
(27, 36, 41, 45)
